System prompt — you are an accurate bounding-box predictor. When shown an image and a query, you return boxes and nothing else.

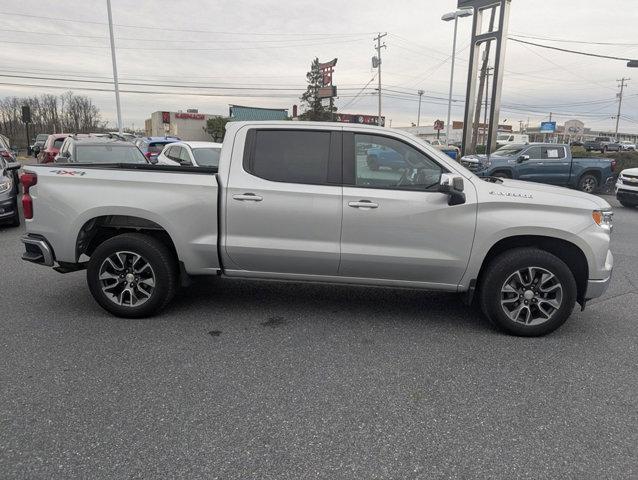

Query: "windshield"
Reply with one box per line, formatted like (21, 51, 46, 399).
(497, 134, 511, 141)
(192, 148, 221, 167)
(75, 145, 147, 163)
(494, 146, 525, 156)
(36, 134, 49, 142)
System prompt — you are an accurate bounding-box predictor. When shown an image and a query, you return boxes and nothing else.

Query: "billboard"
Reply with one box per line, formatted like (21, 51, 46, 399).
(540, 121, 556, 133)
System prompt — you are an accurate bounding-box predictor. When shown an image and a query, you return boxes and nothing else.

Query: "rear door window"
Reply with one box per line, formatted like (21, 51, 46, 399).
(246, 130, 332, 185)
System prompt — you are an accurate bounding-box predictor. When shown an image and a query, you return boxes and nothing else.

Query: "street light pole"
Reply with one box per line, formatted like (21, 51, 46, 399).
(417, 90, 424, 126)
(442, 8, 472, 146)
(106, 0, 123, 135)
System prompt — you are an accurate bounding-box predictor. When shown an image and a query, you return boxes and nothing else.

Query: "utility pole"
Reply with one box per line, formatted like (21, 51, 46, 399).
(374, 32, 387, 127)
(106, 0, 123, 135)
(417, 90, 424, 126)
(615, 77, 630, 140)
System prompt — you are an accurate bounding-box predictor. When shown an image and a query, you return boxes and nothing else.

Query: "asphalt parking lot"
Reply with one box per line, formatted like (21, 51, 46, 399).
(1, 194, 636, 479)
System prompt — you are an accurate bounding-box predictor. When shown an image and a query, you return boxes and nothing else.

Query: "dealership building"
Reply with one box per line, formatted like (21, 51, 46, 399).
(144, 110, 220, 141)
(144, 105, 290, 141)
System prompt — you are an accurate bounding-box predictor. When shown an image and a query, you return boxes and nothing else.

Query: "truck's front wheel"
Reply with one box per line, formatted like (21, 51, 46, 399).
(479, 248, 577, 336)
(87, 233, 177, 318)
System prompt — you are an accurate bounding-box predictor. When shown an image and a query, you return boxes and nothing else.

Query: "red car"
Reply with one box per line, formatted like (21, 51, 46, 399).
(39, 133, 70, 163)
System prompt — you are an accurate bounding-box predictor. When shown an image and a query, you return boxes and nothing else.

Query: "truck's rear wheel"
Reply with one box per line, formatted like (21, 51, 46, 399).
(578, 174, 598, 193)
(479, 248, 577, 336)
(87, 233, 177, 318)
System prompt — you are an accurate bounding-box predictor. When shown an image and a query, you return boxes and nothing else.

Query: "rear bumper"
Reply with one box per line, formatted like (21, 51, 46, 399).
(21, 234, 55, 267)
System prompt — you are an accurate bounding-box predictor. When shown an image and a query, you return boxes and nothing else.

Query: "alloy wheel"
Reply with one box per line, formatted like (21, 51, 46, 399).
(98, 251, 156, 307)
(500, 266, 563, 326)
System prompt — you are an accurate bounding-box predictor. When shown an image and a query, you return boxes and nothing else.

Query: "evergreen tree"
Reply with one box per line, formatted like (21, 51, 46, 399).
(299, 58, 336, 121)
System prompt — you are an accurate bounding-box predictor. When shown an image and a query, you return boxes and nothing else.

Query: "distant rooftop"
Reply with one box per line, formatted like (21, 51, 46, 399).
(229, 104, 289, 122)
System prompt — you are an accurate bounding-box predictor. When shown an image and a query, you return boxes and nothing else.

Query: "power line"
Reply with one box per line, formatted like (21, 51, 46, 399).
(510, 33, 638, 47)
(0, 27, 370, 44)
(0, 38, 365, 51)
(0, 11, 373, 36)
(509, 38, 635, 62)
(340, 73, 377, 110)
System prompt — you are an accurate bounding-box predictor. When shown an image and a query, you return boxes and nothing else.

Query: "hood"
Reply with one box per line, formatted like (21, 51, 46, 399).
(620, 167, 638, 176)
(488, 178, 611, 210)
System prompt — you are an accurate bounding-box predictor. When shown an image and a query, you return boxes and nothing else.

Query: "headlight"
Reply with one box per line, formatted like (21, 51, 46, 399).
(592, 209, 613, 231)
(0, 178, 12, 194)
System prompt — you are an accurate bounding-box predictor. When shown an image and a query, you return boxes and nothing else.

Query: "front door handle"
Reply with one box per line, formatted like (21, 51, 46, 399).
(233, 193, 263, 202)
(348, 200, 379, 209)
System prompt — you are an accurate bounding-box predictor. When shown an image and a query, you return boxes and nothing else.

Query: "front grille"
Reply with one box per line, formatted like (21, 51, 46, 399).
(621, 174, 638, 185)
(460, 160, 479, 171)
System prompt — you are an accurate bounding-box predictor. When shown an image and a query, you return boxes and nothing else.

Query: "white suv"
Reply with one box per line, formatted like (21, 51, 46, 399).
(156, 141, 222, 167)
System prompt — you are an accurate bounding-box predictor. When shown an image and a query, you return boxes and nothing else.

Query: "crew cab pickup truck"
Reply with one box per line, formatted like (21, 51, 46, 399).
(20, 122, 614, 336)
(460, 143, 615, 193)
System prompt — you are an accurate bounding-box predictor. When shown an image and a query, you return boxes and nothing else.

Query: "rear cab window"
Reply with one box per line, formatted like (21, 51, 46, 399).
(244, 129, 339, 185)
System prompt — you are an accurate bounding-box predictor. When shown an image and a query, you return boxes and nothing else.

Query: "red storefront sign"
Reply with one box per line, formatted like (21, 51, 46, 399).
(175, 112, 205, 120)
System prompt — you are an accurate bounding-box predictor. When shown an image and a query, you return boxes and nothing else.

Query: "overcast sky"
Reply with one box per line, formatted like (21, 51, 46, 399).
(0, 0, 637, 133)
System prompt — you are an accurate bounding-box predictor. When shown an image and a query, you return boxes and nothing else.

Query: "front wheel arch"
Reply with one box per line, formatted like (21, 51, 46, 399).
(475, 235, 588, 307)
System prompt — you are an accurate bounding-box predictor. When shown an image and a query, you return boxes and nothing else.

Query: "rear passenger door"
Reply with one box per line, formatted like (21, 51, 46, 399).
(539, 146, 571, 185)
(224, 128, 343, 276)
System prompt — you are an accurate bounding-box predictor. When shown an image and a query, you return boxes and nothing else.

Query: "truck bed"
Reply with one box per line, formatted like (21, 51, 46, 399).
(22, 163, 221, 275)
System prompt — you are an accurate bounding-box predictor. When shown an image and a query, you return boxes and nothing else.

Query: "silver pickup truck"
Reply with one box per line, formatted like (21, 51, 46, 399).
(20, 121, 614, 336)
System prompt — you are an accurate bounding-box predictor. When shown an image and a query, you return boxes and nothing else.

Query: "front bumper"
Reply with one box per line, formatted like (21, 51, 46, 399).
(585, 250, 613, 300)
(0, 197, 17, 219)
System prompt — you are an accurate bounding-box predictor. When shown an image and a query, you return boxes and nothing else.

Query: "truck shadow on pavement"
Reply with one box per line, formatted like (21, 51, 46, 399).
(167, 276, 492, 334)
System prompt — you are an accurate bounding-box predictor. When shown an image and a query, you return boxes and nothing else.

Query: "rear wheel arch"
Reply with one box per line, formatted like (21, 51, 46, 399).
(76, 215, 179, 265)
(476, 235, 589, 306)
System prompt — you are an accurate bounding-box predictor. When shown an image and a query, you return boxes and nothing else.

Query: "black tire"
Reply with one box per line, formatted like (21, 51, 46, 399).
(87, 233, 177, 318)
(479, 248, 577, 336)
(619, 200, 638, 208)
(492, 171, 511, 179)
(578, 173, 599, 193)
(367, 155, 380, 171)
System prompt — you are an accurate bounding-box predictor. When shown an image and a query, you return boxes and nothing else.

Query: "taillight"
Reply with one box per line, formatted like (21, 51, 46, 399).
(0, 150, 11, 159)
(145, 151, 153, 160)
(21, 172, 37, 219)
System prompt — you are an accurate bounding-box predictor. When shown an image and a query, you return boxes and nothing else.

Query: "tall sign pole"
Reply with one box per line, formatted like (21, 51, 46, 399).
(417, 90, 424, 126)
(106, 0, 123, 135)
(459, 0, 511, 157)
(374, 33, 387, 127)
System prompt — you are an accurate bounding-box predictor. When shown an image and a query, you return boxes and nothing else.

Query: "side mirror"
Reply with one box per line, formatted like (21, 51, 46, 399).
(5, 161, 20, 171)
(438, 173, 466, 206)
(517, 154, 530, 163)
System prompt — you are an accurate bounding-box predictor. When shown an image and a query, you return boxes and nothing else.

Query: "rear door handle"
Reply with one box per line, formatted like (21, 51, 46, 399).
(348, 200, 379, 209)
(233, 193, 263, 202)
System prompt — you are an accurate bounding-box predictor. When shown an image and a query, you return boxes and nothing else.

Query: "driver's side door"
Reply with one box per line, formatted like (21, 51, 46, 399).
(339, 132, 477, 286)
